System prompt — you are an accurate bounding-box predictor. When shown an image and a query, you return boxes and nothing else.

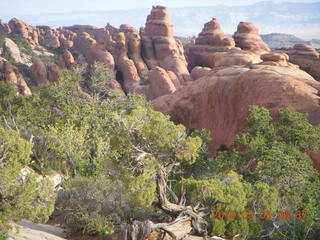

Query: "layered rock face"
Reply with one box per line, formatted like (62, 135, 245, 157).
(1, 7, 190, 100)
(0, 61, 31, 96)
(105, 24, 142, 92)
(195, 18, 235, 47)
(233, 22, 270, 52)
(153, 65, 320, 156)
(186, 19, 263, 70)
(276, 44, 320, 81)
(141, 6, 191, 84)
(104, 7, 187, 99)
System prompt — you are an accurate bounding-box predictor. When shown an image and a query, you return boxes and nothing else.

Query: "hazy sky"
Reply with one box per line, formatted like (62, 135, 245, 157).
(1, 0, 319, 15)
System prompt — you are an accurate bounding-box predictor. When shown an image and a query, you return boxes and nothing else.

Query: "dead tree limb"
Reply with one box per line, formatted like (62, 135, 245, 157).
(124, 163, 211, 240)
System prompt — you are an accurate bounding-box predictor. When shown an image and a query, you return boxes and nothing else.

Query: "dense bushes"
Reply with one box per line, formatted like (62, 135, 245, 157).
(210, 106, 320, 239)
(0, 64, 202, 236)
(0, 63, 319, 239)
(0, 126, 55, 236)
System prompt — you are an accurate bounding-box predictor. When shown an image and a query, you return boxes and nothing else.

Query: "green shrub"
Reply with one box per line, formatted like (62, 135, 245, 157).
(57, 176, 117, 236)
(180, 171, 279, 239)
(79, 61, 117, 101)
(0, 234, 7, 240)
(213, 106, 320, 239)
(0, 126, 56, 235)
(0, 32, 8, 46)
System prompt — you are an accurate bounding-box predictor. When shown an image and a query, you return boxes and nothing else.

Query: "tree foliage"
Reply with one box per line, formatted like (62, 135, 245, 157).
(212, 106, 320, 239)
(0, 66, 202, 235)
(0, 126, 55, 235)
(1, 63, 319, 239)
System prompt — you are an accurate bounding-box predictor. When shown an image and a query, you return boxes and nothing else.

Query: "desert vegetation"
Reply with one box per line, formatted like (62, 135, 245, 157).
(1, 3, 320, 240)
(0, 64, 319, 240)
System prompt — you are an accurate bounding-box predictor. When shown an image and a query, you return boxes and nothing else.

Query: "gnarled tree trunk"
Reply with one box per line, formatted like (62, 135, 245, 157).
(123, 163, 214, 240)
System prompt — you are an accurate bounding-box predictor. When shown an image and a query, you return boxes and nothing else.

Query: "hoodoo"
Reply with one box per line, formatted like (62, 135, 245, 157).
(233, 22, 270, 52)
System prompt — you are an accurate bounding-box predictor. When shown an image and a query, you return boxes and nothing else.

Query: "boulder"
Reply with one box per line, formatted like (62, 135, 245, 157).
(8, 18, 38, 45)
(0, 61, 31, 95)
(211, 50, 262, 68)
(16, 75, 32, 96)
(191, 66, 212, 80)
(146, 67, 177, 100)
(233, 22, 270, 52)
(73, 32, 114, 68)
(259, 52, 294, 67)
(30, 60, 48, 85)
(3, 38, 22, 62)
(47, 63, 62, 82)
(58, 49, 74, 69)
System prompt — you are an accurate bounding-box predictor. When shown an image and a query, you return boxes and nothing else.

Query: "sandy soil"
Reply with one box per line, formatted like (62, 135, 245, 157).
(8, 220, 67, 240)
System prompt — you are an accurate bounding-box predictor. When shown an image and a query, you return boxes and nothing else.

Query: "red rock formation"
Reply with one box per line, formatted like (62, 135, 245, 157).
(191, 66, 212, 80)
(30, 60, 48, 85)
(30, 60, 62, 85)
(64, 25, 107, 45)
(276, 44, 320, 81)
(259, 52, 295, 67)
(141, 6, 191, 84)
(146, 67, 177, 100)
(58, 49, 74, 69)
(57, 28, 77, 48)
(0, 61, 31, 96)
(186, 19, 261, 70)
(119, 24, 149, 77)
(105, 19, 183, 98)
(291, 44, 319, 58)
(36, 26, 61, 48)
(195, 18, 235, 47)
(8, 18, 38, 45)
(3, 38, 22, 63)
(105, 28, 141, 92)
(153, 66, 320, 155)
(73, 32, 115, 68)
(233, 22, 270, 52)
